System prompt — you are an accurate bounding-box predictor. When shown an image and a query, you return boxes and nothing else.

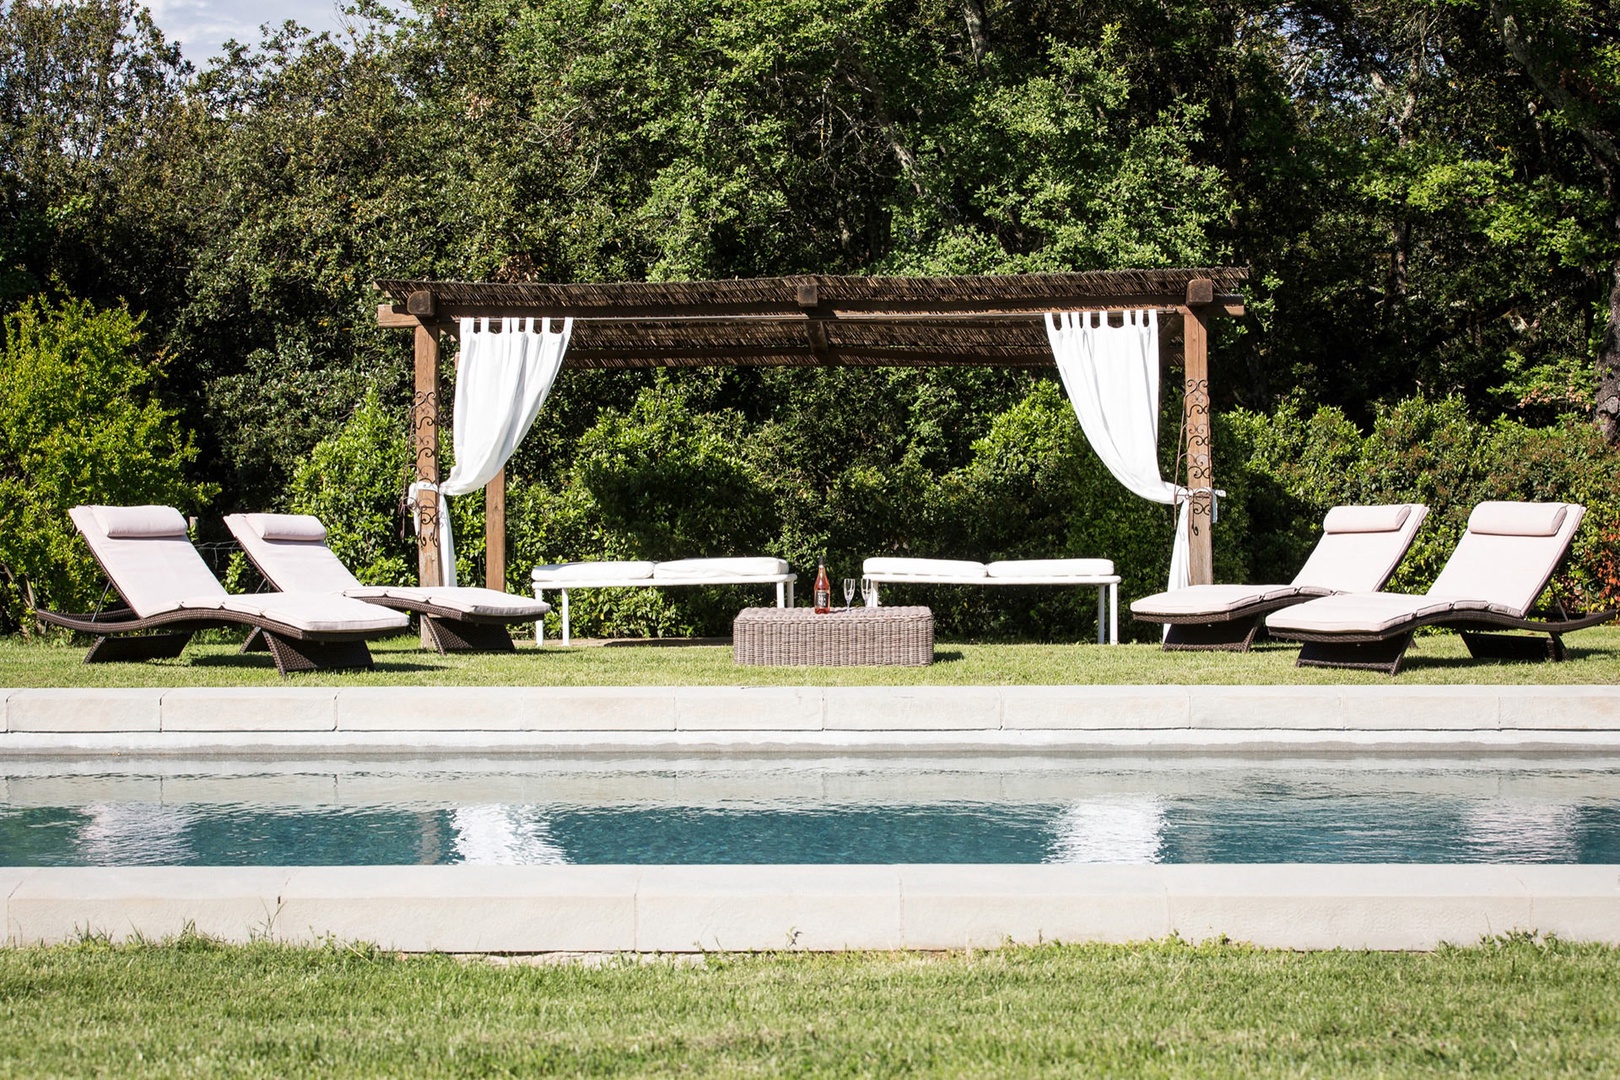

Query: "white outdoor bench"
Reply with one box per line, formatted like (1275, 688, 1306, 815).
(862, 557, 1121, 644)
(532, 558, 796, 645)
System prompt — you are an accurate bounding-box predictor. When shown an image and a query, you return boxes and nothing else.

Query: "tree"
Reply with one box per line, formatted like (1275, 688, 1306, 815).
(0, 293, 213, 631)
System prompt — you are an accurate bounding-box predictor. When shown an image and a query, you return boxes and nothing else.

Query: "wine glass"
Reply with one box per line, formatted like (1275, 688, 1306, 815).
(842, 578, 857, 608)
(860, 577, 877, 607)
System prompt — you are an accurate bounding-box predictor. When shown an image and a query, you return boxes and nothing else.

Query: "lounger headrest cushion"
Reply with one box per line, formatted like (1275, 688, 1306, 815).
(1467, 502, 1568, 537)
(1321, 505, 1411, 534)
(244, 513, 328, 543)
(90, 505, 188, 539)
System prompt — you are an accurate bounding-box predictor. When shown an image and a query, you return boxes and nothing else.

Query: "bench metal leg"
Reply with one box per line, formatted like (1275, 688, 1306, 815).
(534, 588, 545, 644)
(561, 589, 571, 647)
(1109, 583, 1118, 645)
(776, 582, 784, 607)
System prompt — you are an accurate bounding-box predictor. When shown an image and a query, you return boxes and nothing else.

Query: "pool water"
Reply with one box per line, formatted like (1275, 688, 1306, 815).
(3, 757, 1618, 866)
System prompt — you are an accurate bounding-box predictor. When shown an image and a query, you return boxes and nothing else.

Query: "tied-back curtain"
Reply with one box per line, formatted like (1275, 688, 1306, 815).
(414, 316, 573, 587)
(1045, 309, 1190, 594)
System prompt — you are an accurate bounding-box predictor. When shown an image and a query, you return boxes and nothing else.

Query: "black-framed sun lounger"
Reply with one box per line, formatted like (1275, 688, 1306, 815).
(36, 506, 409, 676)
(530, 558, 796, 646)
(860, 558, 1121, 644)
(1130, 503, 1429, 651)
(225, 513, 551, 654)
(1266, 501, 1614, 674)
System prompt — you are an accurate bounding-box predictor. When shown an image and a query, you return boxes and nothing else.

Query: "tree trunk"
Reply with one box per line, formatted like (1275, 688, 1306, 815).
(959, 0, 989, 63)
(1597, 239, 1620, 444)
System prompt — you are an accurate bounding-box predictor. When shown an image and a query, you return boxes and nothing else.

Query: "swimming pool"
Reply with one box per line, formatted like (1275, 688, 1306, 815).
(4, 756, 1617, 866)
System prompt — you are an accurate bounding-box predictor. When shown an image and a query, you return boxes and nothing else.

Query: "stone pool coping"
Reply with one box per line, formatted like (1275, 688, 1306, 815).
(4, 864, 1617, 952)
(1, 685, 1617, 754)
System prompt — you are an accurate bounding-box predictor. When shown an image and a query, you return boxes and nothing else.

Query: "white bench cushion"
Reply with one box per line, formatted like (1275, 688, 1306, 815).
(653, 557, 790, 580)
(864, 557, 987, 579)
(986, 558, 1114, 579)
(533, 561, 657, 583)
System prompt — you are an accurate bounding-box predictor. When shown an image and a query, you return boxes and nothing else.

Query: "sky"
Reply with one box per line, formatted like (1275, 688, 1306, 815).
(143, 0, 361, 65)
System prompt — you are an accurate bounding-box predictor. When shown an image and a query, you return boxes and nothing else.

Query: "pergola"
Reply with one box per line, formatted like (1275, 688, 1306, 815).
(375, 267, 1247, 593)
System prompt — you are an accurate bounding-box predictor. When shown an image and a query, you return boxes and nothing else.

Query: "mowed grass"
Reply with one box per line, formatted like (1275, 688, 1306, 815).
(0, 935, 1616, 1078)
(2, 626, 1618, 687)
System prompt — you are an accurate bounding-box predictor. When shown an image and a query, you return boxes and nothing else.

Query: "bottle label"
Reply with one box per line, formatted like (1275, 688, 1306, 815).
(815, 588, 830, 609)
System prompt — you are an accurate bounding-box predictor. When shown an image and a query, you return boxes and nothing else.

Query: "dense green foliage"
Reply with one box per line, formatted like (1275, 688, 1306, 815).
(0, 295, 212, 630)
(1, 0, 1617, 638)
(1, 935, 1617, 1076)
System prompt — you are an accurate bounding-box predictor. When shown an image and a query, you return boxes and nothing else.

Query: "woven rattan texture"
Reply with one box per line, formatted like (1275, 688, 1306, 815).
(733, 606, 934, 667)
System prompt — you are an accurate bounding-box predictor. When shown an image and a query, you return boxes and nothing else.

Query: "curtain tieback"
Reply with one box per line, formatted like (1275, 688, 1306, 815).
(1177, 487, 1226, 524)
(406, 481, 442, 535)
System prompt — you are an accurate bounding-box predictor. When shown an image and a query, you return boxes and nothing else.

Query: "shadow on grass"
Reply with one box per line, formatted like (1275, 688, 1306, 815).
(933, 649, 965, 663)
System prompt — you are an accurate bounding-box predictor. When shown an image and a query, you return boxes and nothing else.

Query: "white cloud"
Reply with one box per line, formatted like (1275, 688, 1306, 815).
(143, 0, 354, 64)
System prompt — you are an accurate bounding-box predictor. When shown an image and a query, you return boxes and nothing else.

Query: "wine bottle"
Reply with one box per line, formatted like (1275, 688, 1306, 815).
(813, 559, 832, 613)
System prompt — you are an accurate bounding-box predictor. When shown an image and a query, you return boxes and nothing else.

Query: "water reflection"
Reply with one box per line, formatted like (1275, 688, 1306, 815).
(2, 759, 1618, 867)
(1047, 797, 1166, 864)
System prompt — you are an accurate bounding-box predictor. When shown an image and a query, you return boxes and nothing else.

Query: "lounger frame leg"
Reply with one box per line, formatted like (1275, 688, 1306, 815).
(240, 627, 270, 653)
(421, 617, 515, 654)
(1460, 631, 1566, 663)
(84, 633, 193, 664)
(1162, 618, 1263, 652)
(1295, 633, 1413, 675)
(261, 633, 374, 676)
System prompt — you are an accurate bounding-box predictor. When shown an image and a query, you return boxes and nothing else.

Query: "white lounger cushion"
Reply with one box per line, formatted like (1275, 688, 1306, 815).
(91, 504, 189, 539)
(71, 505, 409, 633)
(1266, 593, 1498, 635)
(217, 593, 408, 634)
(378, 586, 550, 618)
(986, 558, 1114, 579)
(1320, 504, 1411, 534)
(1468, 501, 1566, 537)
(1290, 504, 1429, 593)
(240, 512, 329, 543)
(227, 515, 365, 594)
(72, 505, 227, 618)
(1425, 502, 1582, 616)
(533, 561, 657, 582)
(864, 557, 987, 579)
(1269, 501, 1584, 634)
(1131, 503, 1427, 622)
(652, 557, 790, 580)
(225, 514, 551, 619)
(1132, 583, 1318, 618)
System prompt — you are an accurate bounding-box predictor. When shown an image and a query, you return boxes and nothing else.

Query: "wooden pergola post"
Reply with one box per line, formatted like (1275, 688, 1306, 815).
(486, 468, 506, 591)
(1183, 279, 1215, 586)
(410, 292, 443, 590)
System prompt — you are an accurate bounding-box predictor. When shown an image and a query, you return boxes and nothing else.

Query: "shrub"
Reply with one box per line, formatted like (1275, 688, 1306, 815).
(0, 293, 213, 632)
(285, 390, 415, 586)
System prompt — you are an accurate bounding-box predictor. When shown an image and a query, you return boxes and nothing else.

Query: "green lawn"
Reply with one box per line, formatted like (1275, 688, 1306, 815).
(0, 936, 1615, 1078)
(3, 626, 1618, 687)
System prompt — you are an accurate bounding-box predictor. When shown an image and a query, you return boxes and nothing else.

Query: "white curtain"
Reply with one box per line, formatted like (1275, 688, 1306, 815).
(1046, 309, 1189, 593)
(413, 317, 572, 586)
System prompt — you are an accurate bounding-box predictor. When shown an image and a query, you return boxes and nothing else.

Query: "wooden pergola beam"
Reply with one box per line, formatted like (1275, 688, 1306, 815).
(378, 270, 1246, 602)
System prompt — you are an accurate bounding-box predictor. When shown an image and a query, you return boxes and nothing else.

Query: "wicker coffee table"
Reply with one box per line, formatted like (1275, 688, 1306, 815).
(733, 605, 934, 666)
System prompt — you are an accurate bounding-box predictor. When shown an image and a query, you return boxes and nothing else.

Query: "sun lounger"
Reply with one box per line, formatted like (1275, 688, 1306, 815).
(1266, 501, 1613, 674)
(861, 557, 1121, 644)
(225, 513, 552, 653)
(531, 557, 796, 645)
(1130, 503, 1429, 650)
(35, 505, 409, 675)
